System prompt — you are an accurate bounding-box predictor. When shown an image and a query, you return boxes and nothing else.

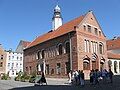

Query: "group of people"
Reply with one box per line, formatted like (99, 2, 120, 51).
(68, 70, 85, 86)
(68, 69, 113, 86)
(90, 69, 113, 85)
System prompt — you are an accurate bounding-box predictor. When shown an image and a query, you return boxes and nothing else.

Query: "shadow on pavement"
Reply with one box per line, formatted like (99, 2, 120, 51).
(9, 85, 106, 90)
(9, 75, 120, 90)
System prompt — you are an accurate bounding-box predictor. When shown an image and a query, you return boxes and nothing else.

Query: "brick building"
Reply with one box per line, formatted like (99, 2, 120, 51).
(24, 5, 108, 78)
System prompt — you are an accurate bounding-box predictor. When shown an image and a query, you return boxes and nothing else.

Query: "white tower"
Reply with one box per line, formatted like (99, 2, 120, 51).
(52, 5, 63, 30)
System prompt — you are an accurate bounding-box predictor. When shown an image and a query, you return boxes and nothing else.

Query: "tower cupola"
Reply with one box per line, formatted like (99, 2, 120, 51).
(54, 5, 61, 12)
(52, 5, 63, 30)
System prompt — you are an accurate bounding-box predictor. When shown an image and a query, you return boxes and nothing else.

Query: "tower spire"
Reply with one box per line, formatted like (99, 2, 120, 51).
(52, 4, 63, 30)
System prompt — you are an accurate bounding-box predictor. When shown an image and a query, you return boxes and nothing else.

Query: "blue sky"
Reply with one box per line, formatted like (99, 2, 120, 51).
(0, 0, 120, 51)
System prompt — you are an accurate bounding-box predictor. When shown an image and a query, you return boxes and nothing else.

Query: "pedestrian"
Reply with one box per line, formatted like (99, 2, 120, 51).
(72, 70, 75, 84)
(74, 70, 79, 85)
(102, 69, 107, 83)
(78, 70, 81, 85)
(90, 70, 94, 85)
(80, 70, 85, 87)
(68, 70, 72, 84)
(94, 69, 99, 85)
(108, 69, 113, 83)
(40, 72, 47, 85)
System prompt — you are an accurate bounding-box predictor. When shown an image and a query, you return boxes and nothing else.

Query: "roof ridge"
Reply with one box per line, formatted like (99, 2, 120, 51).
(26, 15, 85, 49)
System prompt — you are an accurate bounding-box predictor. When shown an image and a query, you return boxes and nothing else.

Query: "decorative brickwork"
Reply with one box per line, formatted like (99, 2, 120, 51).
(24, 11, 108, 79)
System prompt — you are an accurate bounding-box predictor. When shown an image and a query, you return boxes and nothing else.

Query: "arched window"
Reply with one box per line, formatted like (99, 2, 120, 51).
(65, 42, 70, 53)
(99, 42, 104, 54)
(83, 55, 90, 70)
(83, 62, 90, 70)
(84, 39, 90, 53)
(108, 60, 112, 69)
(41, 50, 45, 59)
(114, 61, 117, 73)
(36, 51, 40, 59)
(58, 44, 63, 55)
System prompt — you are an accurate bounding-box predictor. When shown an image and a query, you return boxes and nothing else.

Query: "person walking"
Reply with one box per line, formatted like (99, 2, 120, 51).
(108, 69, 113, 83)
(90, 70, 94, 85)
(80, 70, 85, 87)
(68, 70, 72, 84)
(40, 72, 47, 85)
(94, 69, 99, 85)
(74, 70, 79, 85)
(102, 69, 107, 83)
(78, 70, 81, 85)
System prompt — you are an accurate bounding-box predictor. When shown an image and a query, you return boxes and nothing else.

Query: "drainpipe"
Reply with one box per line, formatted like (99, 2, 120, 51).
(69, 33, 72, 70)
(43, 59, 46, 74)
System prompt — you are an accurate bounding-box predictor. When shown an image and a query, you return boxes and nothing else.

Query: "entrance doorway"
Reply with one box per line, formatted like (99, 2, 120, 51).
(100, 62, 104, 71)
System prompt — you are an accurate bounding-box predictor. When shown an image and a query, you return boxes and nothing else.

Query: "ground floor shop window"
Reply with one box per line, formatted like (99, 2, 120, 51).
(51, 69, 54, 75)
(65, 62, 70, 74)
(114, 61, 117, 73)
(56, 63, 61, 74)
(100, 62, 104, 71)
(46, 64, 49, 75)
(40, 64, 44, 72)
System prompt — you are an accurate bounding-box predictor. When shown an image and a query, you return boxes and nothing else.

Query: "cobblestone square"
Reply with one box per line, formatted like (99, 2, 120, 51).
(0, 75, 119, 90)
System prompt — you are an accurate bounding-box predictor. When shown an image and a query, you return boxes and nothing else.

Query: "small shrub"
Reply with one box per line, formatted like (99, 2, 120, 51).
(1, 74, 9, 80)
(14, 76, 20, 81)
(29, 76, 36, 83)
(25, 75, 30, 80)
(20, 73, 26, 82)
(14, 71, 23, 81)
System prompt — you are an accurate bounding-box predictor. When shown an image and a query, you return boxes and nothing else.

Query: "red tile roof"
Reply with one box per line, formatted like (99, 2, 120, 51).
(22, 40, 31, 48)
(107, 52, 120, 59)
(27, 15, 84, 48)
(107, 38, 120, 50)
